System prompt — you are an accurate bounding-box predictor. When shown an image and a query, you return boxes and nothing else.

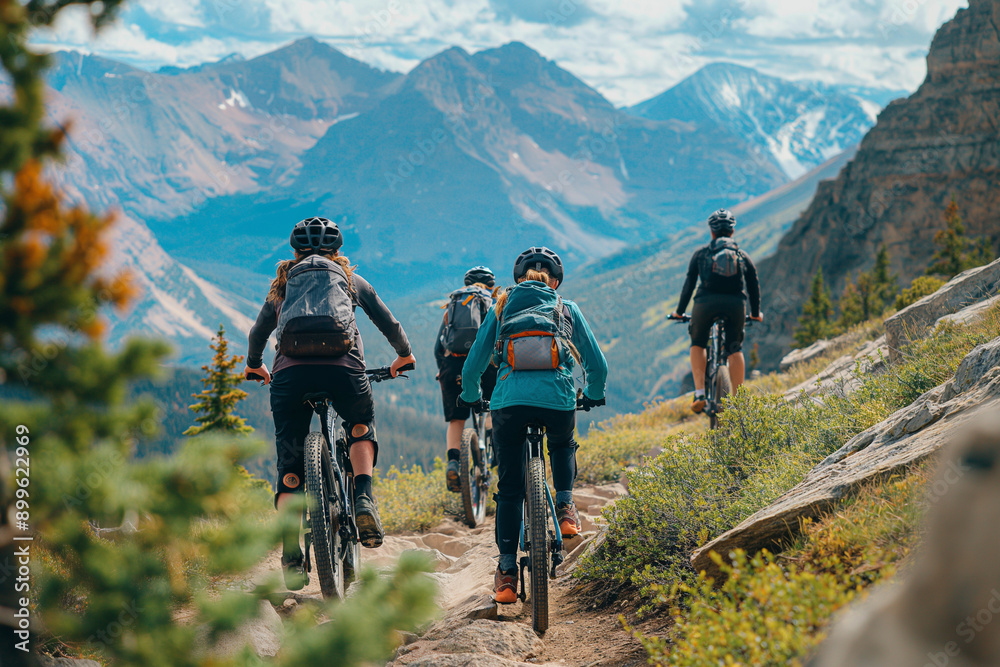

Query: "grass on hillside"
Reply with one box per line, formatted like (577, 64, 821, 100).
(637, 465, 929, 666)
(576, 302, 1000, 612)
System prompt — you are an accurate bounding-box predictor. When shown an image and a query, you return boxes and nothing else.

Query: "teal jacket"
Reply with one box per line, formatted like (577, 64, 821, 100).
(460, 281, 608, 411)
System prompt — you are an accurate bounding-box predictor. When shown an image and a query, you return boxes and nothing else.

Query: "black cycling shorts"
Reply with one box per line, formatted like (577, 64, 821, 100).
(438, 355, 497, 422)
(270, 364, 377, 496)
(689, 293, 746, 356)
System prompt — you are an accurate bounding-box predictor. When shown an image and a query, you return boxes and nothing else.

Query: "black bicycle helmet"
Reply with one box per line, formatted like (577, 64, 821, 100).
(707, 209, 737, 234)
(464, 266, 495, 287)
(289, 217, 343, 253)
(513, 246, 563, 284)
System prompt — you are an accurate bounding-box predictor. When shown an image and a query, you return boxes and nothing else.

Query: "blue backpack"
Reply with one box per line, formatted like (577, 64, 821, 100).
(495, 285, 573, 371)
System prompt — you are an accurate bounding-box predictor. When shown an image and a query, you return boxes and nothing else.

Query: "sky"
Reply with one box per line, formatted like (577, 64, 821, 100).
(32, 0, 968, 106)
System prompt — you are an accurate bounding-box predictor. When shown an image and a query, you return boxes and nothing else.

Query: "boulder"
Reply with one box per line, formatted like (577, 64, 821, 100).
(405, 654, 528, 667)
(885, 257, 1000, 360)
(779, 338, 836, 371)
(436, 619, 543, 659)
(204, 600, 283, 659)
(810, 412, 1000, 667)
(692, 335, 1000, 579)
(782, 336, 888, 402)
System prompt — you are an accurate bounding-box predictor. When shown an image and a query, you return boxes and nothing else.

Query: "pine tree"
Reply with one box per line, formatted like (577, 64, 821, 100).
(927, 197, 995, 278)
(837, 245, 899, 330)
(837, 273, 865, 331)
(793, 268, 836, 348)
(184, 325, 253, 436)
(870, 245, 899, 310)
(749, 342, 760, 371)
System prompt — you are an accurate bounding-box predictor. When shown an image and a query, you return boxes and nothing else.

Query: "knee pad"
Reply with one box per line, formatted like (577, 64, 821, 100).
(345, 420, 377, 447)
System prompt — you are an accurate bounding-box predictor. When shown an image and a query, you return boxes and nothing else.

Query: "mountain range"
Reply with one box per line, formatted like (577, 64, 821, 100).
(28, 35, 903, 415)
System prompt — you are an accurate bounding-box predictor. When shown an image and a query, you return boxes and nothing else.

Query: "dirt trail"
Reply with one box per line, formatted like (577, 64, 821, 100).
(248, 482, 651, 666)
(380, 482, 650, 667)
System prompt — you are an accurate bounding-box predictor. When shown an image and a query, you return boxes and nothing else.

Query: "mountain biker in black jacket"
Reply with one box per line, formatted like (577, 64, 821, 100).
(671, 209, 763, 413)
(244, 217, 415, 590)
(434, 266, 498, 493)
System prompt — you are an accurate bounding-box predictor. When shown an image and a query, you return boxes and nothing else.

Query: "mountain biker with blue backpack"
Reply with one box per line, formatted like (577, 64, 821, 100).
(243, 217, 415, 589)
(435, 266, 498, 492)
(459, 247, 608, 604)
(671, 209, 762, 413)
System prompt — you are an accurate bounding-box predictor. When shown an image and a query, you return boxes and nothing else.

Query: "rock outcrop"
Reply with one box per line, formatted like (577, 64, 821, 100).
(755, 0, 1000, 368)
(810, 412, 1000, 667)
(885, 256, 1000, 358)
(692, 333, 1000, 578)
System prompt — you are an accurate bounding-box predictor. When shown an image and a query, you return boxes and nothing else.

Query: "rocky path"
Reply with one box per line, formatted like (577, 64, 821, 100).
(248, 482, 650, 666)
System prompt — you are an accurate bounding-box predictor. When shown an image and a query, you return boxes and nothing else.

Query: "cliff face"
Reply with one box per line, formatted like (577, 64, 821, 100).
(756, 0, 1000, 366)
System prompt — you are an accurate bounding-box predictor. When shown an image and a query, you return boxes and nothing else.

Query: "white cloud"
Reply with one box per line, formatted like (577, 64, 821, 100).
(28, 0, 969, 106)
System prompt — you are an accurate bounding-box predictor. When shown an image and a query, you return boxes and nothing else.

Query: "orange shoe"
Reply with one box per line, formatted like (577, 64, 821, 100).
(691, 396, 706, 414)
(556, 502, 581, 538)
(494, 567, 518, 604)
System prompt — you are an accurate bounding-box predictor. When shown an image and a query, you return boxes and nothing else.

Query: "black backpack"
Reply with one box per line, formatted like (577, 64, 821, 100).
(700, 237, 744, 288)
(440, 286, 492, 355)
(276, 256, 356, 357)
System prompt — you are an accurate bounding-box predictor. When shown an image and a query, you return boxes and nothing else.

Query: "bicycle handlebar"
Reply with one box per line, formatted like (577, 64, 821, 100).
(668, 314, 756, 325)
(366, 363, 415, 383)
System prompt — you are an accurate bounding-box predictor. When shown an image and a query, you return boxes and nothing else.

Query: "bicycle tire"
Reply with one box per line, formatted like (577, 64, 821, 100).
(459, 428, 481, 527)
(304, 431, 345, 599)
(527, 455, 549, 634)
(710, 365, 732, 430)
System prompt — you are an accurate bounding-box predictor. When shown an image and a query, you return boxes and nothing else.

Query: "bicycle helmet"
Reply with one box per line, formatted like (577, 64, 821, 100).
(464, 266, 495, 287)
(707, 209, 737, 234)
(512, 246, 563, 284)
(289, 217, 343, 253)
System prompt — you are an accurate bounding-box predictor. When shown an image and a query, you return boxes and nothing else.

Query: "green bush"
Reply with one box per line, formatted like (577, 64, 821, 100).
(637, 550, 860, 667)
(375, 459, 461, 533)
(895, 275, 946, 310)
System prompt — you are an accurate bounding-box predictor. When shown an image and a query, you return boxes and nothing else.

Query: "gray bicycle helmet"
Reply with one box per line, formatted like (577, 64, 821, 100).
(290, 217, 343, 253)
(513, 246, 563, 283)
(464, 266, 495, 287)
(707, 209, 737, 234)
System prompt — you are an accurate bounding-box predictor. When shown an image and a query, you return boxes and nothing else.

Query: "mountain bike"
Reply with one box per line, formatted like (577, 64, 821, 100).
(670, 315, 752, 429)
(471, 399, 587, 634)
(249, 363, 412, 600)
(459, 407, 494, 528)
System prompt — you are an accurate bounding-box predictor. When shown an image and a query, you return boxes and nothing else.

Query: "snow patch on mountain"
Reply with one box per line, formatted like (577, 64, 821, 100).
(629, 63, 889, 180)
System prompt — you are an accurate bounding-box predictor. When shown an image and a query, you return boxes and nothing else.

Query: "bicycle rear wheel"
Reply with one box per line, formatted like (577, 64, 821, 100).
(710, 365, 732, 430)
(304, 431, 345, 599)
(527, 455, 549, 634)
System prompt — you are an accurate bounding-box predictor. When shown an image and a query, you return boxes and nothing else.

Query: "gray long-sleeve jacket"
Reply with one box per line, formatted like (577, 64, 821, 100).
(246, 273, 411, 373)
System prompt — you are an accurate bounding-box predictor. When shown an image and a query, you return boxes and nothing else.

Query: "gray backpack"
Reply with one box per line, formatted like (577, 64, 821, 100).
(701, 237, 744, 287)
(440, 286, 491, 355)
(276, 255, 356, 357)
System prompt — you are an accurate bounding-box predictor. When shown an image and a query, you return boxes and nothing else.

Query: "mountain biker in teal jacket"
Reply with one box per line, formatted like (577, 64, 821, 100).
(459, 246, 607, 604)
(243, 217, 415, 590)
(671, 209, 762, 414)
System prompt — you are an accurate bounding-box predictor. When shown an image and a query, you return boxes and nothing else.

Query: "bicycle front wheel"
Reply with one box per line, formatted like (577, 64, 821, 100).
(527, 455, 549, 634)
(459, 428, 480, 527)
(304, 431, 345, 599)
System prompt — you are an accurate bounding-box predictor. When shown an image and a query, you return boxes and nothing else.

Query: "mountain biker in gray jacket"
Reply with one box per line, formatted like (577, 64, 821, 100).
(244, 217, 415, 590)
(671, 209, 763, 413)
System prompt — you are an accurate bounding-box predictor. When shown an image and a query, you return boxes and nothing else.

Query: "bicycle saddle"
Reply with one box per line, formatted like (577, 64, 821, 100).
(302, 392, 334, 403)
